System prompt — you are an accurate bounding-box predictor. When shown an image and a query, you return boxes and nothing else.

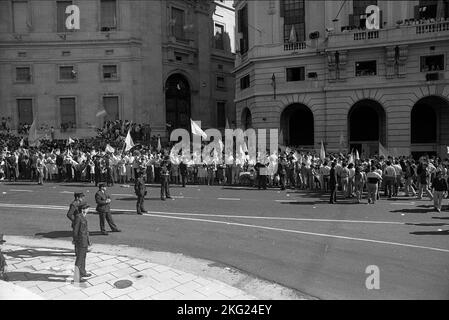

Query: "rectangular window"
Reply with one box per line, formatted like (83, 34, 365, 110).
(172, 7, 185, 40)
(286, 67, 305, 81)
(59, 97, 76, 130)
(355, 60, 377, 76)
(101, 0, 117, 31)
(16, 67, 31, 82)
(420, 54, 445, 72)
(59, 66, 76, 80)
(17, 99, 33, 125)
(240, 74, 250, 90)
(13, 1, 28, 33)
(57, 1, 72, 33)
(238, 5, 248, 54)
(102, 96, 119, 121)
(214, 24, 225, 50)
(216, 75, 225, 89)
(102, 65, 118, 80)
(282, 0, 305, 43)
(217, 102, 226, 128)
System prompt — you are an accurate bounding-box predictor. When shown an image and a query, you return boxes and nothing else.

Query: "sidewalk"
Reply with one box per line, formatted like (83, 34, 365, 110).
(0, 236, 309, 300)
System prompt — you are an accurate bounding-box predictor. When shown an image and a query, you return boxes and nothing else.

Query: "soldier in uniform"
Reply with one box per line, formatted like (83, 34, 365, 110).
(67, 192, 86, 229)
(72, 203, 92, 281)
(134, 169, 148, 215)
(95, 183, 121, 235)
(160, 156, 172, 200)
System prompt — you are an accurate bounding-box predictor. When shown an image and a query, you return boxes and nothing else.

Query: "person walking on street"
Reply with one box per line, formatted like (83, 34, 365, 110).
(329, 162, 338, 204)
(95, 183, 121, 235)
(160, 156, 172, 200)
(135, 169, 148, 215)
(431, 170, 447, 212)
(72, 203, 92, 281)
(67, 192, 86, 229)
(383, 161, 396, 198)
(417, 163, 433, 200)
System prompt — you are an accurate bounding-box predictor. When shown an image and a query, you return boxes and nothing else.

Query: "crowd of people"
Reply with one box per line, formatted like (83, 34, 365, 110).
(0, 126, 448, 211)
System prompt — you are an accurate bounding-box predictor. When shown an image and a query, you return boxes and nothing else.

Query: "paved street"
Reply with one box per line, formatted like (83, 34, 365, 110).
(0, 181, 449, 299)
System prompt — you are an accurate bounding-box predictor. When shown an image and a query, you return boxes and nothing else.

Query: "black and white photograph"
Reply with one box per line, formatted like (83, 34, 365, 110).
(0, 0, 448, 305)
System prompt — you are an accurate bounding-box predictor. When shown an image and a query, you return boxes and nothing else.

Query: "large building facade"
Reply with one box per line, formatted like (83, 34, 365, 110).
(233, 0, 449, 158)
(0, 0, 235, 140)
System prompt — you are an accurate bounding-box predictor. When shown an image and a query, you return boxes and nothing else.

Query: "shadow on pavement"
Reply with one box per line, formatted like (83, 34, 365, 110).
(410, 230, 449, 235)
(390, 208, 436, 214)
(5, 271, 69, 282)
(405, 223, 449, 227)
(4, 248, 74, 259)
(432, 216, 449, 220)
(35, 231, 72, 239)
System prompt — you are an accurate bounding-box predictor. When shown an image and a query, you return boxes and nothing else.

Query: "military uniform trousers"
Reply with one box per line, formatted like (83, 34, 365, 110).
(74, 245, 88, 275)
(98, 210, 118, 232)
(161, 176, 171, 199)
(136, 195, 146, 213)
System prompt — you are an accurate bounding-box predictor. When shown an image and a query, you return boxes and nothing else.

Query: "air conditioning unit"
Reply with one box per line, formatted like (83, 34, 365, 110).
(426, 72, 440, 81)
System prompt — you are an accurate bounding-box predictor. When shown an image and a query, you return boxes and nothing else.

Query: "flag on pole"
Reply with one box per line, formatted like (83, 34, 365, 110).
(96, 106, 107, 118)
(289, 25, 297, 43)
(124, 130, 134, 152)
(348, 152, 354, 164)
(355, 149, 360, 160)
(28, 119, 38, 146)
(19, 138, 24, 147)
(320, 141, 326, 160)
(105, 144, 115, 153)
(191, 119, 207, 139)
(379, 142, 390, 158)
(157, 136, 161, 152)
(67, 137, 75, 145)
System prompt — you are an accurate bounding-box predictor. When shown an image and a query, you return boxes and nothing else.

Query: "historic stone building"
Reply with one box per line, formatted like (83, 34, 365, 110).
(0, 0, 235, 140)
(233, 0, 449, 158)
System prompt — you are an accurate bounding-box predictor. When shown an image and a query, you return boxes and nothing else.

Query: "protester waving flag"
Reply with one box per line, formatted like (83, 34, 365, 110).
(124, 130, 134, 152)
(157, 136, 162, 152)
(105, 144, 115, 153)
(191, 119, 207, 139)
(320, 140, 326, 161)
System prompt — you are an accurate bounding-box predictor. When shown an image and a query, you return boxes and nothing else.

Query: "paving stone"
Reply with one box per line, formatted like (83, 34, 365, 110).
(172, 281, 203, 295)
(116, 256, 130, 262)
(152, 265, 172, 273)
(27, 286, 44, 295)
(133, 262, 158, 271)
(131, 277, 161, 290)
(154, 270, 178, 280)
(87, 292, 110, 300)
(127, 287, 159, 300)
(150, 279, 180, 293)
(113, 295, 133, 300)
(60, 284, 83, 294)
(82, 282, 115, 297)
(37, 281, 69, 292)
(172, 273, 199, 284)
(178, 291, 208, 300)
(95, 258, 121, 268)
(218, 287, 245, 298)
(85, 256, 103, 264)
(59, 291, 89, 300)
(87, 273, 117, 286)
(112, 262, 133, 270)
(97, 254, 115, 261)
(104, 286, 137, 299)
(124, 259, 146, 266)
(151, 289, 183, 300)
(90, 265, 118, 276)
(200, 292, 229, 300)
(41, 288, 66, 299)
(110, 267, 139, 278)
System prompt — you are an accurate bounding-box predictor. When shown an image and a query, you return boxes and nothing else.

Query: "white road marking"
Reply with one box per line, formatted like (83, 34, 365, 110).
(9, 189, 33, 192)
(0, 203, 406, 225)
(217, 198, 240, 201)
(391, 202, 416, 206)
(144, 213, 449, 254)
(60, 191, 72, 194)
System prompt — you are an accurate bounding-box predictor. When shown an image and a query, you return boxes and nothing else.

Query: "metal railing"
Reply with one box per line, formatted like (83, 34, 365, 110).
(283, 42, 306, 51)
(416, 21, 449, 34)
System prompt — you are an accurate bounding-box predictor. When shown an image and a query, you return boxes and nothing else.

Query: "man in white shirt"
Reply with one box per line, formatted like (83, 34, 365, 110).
(392, 160, 403, 197)
(383, 161, 396, 198)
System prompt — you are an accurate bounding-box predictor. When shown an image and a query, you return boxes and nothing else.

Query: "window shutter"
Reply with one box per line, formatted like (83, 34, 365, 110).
(280, 0, 285, 17)
(348, 14, 354, 26)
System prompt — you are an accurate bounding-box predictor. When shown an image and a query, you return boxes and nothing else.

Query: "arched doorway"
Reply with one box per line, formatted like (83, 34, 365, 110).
(348, 99, 386, 156)
(165, 74, 191, 132)
(280, 104, 314, 147)
(411, 95, 449, 158)
(241, 108, 252, 130)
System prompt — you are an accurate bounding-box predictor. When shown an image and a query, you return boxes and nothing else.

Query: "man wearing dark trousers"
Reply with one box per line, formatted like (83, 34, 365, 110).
(72, 203, 92, 281)
(94, 156, 101, 186)
(160, 156, 172, 200)
(329, 161, 338, 204)
(135, 170, 148, 215)
(179, 160, 187, 187)
(95, 184, 121, 235)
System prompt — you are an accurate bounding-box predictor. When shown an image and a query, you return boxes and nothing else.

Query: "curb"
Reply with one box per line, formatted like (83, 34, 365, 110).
(0, 280, 44, 300)
(3, 235, 315, 300)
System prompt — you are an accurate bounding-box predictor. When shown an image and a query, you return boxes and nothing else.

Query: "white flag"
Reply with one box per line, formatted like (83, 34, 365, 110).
(320, 141, 326, 161)
(67, 137, 75, 145)
(157, 137, 161, 152)
(28, 119, 38, 146)
(105, 144, 115, 153)
(124, 130, 134, 152)
(289, 25, 297, 43)
(191, 119, 207, 139)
